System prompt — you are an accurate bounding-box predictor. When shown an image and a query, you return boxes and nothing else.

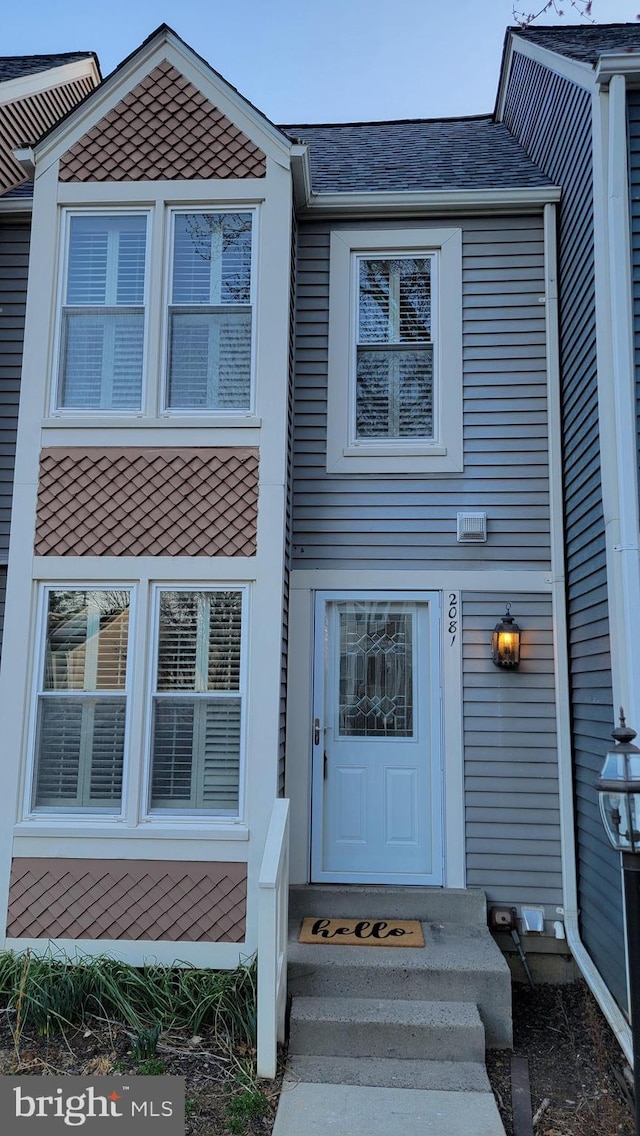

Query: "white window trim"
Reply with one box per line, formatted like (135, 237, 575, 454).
(51, 208, 152, 417)
(24, 584, 136, 819)
(326, 227, 463, 474)
(142, 584, 249, 821)
(160, 205, 259, 418)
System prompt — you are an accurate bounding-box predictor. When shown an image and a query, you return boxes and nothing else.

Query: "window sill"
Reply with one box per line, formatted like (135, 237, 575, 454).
(327, 444, 463, 475)
(14, 820, 250, 841)
(42, 415, 262, 429)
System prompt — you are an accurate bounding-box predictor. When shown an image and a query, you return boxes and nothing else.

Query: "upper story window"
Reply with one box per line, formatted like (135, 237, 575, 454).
(53, 208, 256, 418)
(32, 589, 131, 811)
(167, 212, 253, 411)
(356, 255, 433, 441)
(57, 214, 147, 411)
(327, 227, 462, 475)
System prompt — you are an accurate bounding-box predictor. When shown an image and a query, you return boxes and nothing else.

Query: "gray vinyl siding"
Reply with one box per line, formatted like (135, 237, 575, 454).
(292, 215, 550, 572)
(503, 53, 624, 1007)
(463, 592, 561, 908)
(0, 216, 29, 659)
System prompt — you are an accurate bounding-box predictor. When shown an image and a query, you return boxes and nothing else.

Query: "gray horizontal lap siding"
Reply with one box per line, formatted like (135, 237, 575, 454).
(464, 591, 561, 907)
(0, 217, 29, 657)
(292, 215, 550, 571)
(503, 52, 623, 1007)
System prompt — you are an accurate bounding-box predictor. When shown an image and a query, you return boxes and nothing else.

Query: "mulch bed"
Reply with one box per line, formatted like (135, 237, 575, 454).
(0, 1013, 281, 1135)
(487, 980, 635, 1136)
(0, 978, 634, 1135)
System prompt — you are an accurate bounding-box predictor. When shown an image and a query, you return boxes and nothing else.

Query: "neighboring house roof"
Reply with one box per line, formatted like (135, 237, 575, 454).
(280, 114, 552, 193)
(0, 51, 100, 198)
(0, 53, 97, 82)
(513, 22, 640, 63)
(0, 179, 33, 199)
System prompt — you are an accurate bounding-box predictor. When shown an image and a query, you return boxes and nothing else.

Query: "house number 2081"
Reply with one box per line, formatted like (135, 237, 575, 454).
(448, 593, 458, 646)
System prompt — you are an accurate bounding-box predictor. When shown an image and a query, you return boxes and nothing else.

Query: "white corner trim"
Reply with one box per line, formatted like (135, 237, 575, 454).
(604, 75, 640, 723)
(326, 226, 462, 476)
(301, 186, 560, 217)
(0, 58, 99, 107)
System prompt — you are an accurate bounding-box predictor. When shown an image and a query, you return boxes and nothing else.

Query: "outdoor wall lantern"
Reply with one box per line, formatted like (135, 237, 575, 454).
(596, 709, 640, 1135)
(491, 603, 521, 668)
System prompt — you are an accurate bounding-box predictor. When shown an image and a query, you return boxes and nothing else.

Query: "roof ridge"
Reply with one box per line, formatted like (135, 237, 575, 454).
(0, 51, 95, 62)
(280, 112, 493, 130)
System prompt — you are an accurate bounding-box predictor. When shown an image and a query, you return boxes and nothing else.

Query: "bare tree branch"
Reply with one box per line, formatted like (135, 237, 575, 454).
(512, 0, 593, 28)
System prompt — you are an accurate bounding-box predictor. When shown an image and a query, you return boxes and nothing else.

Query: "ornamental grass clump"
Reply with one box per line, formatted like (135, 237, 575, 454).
(0, 948, 257, 1047)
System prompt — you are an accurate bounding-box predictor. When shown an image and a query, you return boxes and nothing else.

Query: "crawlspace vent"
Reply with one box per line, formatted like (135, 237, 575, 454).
(456, 511, 487, 543)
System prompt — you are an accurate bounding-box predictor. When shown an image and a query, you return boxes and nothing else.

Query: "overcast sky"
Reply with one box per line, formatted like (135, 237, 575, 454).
(4, 0, 640, 123)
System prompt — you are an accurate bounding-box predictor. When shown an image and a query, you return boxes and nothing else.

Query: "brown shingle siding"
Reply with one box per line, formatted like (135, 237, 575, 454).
(35, 447, 259, 557)
(59, 61, 266, 182)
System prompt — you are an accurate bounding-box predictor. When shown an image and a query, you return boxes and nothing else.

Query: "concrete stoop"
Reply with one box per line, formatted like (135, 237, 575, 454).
(279, 886, 510, 1136)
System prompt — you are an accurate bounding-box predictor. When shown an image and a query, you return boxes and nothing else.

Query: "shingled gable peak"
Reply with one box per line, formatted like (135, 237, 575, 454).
(32, 23, 293, 175)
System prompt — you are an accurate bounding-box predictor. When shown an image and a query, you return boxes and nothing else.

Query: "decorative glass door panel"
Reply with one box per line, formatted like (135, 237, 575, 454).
(339, 605, 413, 738)
(312, 595, 443, 885)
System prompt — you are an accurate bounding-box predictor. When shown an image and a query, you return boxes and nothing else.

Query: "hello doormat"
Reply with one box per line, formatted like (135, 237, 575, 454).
(298, 917, 425, 947)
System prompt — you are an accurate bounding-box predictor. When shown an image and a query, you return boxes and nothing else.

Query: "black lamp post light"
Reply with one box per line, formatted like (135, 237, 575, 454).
(596, 710, 640, 1134)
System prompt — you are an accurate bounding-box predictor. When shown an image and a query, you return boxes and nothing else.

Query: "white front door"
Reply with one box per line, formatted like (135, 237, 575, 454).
(311, 593, 443, 885)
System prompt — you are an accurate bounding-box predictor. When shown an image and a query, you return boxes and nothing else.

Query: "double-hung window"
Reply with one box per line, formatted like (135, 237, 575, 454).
(356, 255, 434, 440)
(32, 589, 131, 811)
(326, 227, 462, 475)
(166, 212, 253, 411)
(150, 589, 244, 814)
(57, 214, 147, 411)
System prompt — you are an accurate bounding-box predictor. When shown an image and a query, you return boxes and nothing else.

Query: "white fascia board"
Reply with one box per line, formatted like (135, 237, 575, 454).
(0, 196, 32, 213)
(495, 32, 596, 121)
(34, 28, 292, 173)
(290, 144, 312, 210)
(596, 53, 640, 86)
(300, 185, 560, 218)
(0, 58, 99, 107)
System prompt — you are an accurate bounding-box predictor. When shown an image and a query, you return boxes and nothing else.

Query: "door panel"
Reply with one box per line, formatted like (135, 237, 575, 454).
(312, 594, 443, 885)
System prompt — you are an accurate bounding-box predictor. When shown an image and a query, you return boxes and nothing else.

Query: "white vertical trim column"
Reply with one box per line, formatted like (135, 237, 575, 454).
(605, 74, 640, 727)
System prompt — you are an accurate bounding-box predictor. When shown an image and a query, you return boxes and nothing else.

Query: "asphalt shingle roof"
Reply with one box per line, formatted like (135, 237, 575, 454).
(280, 115, 553, 194)
(514, 22, 640, 64)
(0, 179, 33, 199)
(0, 52, 94, 83)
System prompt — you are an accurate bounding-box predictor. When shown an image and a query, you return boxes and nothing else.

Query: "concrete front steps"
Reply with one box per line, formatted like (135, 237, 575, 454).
(286, 885, 512, 1102)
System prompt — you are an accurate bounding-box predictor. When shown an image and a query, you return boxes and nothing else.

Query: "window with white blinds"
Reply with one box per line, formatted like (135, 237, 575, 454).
(32, 590, 131, 810)
(150, 590, 244, 813)
(57, 214, 147, 410)
(356, 256, 433, 440)
(166, 212, 253, 411)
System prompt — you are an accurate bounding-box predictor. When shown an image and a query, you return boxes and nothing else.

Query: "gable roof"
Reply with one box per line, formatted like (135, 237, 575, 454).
(280, 114, 552, 193)
(0, 53, 97, 83)
(513, 22, 640, 64)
